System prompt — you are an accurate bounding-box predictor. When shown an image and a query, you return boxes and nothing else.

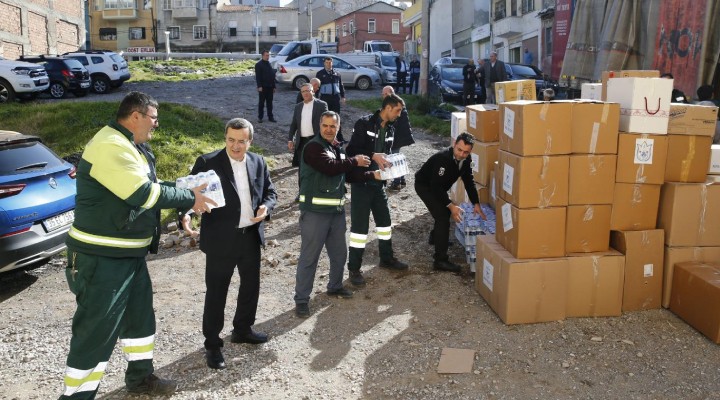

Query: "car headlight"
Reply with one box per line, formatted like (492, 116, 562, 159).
(11, 67, 32, 76)
(441, 83, 457, 95)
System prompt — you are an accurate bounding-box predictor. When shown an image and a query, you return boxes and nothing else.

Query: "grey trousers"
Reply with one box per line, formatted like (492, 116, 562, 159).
(294, 210, 347, 304)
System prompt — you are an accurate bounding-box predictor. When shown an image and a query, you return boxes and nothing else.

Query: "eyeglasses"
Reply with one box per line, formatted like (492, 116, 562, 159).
(301, 89, 313, 93)
(226, 138, 250, 145)
(138, 112, 158, 122)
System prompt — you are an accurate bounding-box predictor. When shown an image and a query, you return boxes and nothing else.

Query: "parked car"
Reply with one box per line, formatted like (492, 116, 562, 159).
(17, 55, 91, 99)
(428, 63, 483, 104)
(0, 56, 50, 103)
(504, 62, 560, 99)
(268, 43, 286, 56)
(0, 130, 76, 274)
(376, 51, 399, 85)
(63, 50, 131, 94)
(433, 56, 470, 67)
(275, 54, 381, 91)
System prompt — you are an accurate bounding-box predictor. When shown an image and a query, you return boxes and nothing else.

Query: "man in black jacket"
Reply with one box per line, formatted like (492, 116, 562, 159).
(415, 132, 486, 272)
(255, 50, 276, 122)
(462, 58, 477, 106)
(395, 55, 409, 94)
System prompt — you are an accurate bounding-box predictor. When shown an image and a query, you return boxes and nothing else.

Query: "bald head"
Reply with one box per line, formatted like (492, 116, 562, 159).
(310, 77, 321, 92)
(382, 85, 395, 98)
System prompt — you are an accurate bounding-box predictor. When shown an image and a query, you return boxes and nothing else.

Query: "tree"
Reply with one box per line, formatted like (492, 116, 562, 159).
(212, 14, 232, 52)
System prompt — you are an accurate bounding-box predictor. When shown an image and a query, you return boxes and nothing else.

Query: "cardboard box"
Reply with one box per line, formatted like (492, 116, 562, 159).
(710, 144, 720, 175)
(664, 135, 712, 183)
(610, 183, 661, 231)
(670, 261, 720, 344)
(477, 184, 489, 204)
(601, 69, 660, 101)
(580, 83, 603, 101)
(667, 104, 719, 136)
(450, 178, 487, 205)
(465, 104, 500, 142)
(476, 235, 568, 324)
(470, 142, 499, 186)
(495, 197, 566, 258)
(498, 150, 569, 208)
(657, 181, 720, 247)
(489, 168, 497, 208)
(566, 251, 625, 317)
(615, 133, 668, 185)
(566, 205, 612, 253)
(495, 79, 537, 103)
(451, 112, 467, 143)
(607, 77, 673, 134)
(663, 246, 720, 308)
(500, 101, 572, 156)
(611, 230, 664, 312)
(569, 154, 617, 205)
(570, 101, 620, 154)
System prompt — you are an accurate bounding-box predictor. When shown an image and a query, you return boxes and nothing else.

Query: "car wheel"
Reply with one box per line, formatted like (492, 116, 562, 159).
(0, 78, 16, 103)
(356, 76, 371, 90)
(292, 76, 309, 91)
(73, 89, 89, 97)
(92, 76, 111, 94)
(49, 83, 67, 99)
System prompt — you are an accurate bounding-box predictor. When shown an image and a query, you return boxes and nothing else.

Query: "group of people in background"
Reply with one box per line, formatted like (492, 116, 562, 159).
(463, 51, 507, 106)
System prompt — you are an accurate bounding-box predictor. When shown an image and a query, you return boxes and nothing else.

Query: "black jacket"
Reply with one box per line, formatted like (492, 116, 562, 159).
(415, 147, 479, 207)
(391, 108, 415, 150)
(347, 110, 395, 174)
(255, 59, 275, 88)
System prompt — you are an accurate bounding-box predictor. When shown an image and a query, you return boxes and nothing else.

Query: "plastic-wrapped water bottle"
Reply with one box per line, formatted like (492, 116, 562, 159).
(185, 175, 198, 190)
(205, 170, 226, 208)
(175, 176, 188, 190)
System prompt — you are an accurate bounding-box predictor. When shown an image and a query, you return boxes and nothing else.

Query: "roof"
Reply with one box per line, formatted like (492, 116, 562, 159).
(218, 4, 294, 12)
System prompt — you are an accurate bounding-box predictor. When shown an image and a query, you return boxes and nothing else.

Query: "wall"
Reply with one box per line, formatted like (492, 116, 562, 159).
(428, 0, 452, 64)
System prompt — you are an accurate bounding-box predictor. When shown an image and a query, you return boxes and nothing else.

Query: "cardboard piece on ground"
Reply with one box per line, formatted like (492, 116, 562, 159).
(437, 348, 475, 373)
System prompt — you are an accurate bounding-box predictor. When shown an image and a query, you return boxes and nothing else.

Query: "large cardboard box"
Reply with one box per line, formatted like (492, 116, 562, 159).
(601, 69, 660, 101)
(657, 181, 720, 246)
(450, 178, 488, 205)
(495, 197, 566, 258)
(498, 150, 569, 208)
(571, 101, 620, 154)
(495, 79, 537, 103)
(663, 246, 720, 308)
(610, 183, 661, 231)
(466, 104, 500, 142)
(670, 262, 720, 344)
(566, 205, 612, 253)
(667, 104, 719, 136)
(500, 101, 572, 156)
(664, 135, 712, 183)
(476, 235, 568, 324)
(470, 142, 499, 186)
(580, 83, 602, 101)
(615, 133, 668, 185)
(611, 230, 664, 312)
(451, 112, 467, 143)
(710, 144, 720, 175)
(606, 77, 673, 134)
(566, 251, 625, 317)
(569, 154, 617, 205)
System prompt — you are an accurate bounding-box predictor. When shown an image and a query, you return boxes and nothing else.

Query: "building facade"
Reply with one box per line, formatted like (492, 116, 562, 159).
(87, 0, 160, 52)
(334, 2, 410, 53)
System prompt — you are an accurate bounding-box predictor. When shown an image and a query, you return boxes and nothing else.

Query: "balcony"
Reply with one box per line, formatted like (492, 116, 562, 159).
(102, 7, 137, 20)
(173, 7, 199, 19)
(493, 15, 522, 38)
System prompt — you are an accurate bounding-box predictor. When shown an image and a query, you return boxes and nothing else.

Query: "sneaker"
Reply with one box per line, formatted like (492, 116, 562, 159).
(379, 257, 409, 270)
(295, 303, 310, 318)
(327, 287, 353, 298)
(349, 270, 366, 287)
(433, 260, 461, 273)
(127, 373, 178, 395)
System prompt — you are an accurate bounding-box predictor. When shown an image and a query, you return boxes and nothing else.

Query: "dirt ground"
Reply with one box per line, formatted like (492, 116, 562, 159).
(1, 76, 720, 400)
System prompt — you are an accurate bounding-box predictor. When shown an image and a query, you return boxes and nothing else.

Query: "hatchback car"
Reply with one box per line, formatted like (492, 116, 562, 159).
(0, 56, 50, 103)
(0, 131, 76, 274)
(63, 50, 131, 94)
(275, 54, 381, 91)
(428, 63, 483, 104)
(17, 55, 91, 99)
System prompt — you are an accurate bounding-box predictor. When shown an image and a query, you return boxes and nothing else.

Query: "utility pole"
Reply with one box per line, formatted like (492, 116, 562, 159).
(308, 0, 314, 39)
(253, 2, 262, 54)
(419, 0, 431, 96)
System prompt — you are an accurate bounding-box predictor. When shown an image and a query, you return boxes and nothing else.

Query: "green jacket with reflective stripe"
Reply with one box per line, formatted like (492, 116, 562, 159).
(299, 136, 347, 213)
(66, 122, 195, 258)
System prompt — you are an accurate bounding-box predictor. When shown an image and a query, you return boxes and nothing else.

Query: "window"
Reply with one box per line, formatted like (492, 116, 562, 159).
(368, 18, 376, 33)
(342, 23, 347, 37)
(91, 56, 104, 65)
(269, 27, 277, 36)
(169, 26, 180, 40)
(545, 26, 552, 55)
(99, 27, 117, 41)
(104, 0, 134, 9)
(522, 0, 535, 13)
(336, 25, 339, 40)
(198, 0, 208, 8)
(94, 0, 102, 11)
(511, 0, 518, 16)
(193, 25, 207, 40)
(494, 0, 506, 20)
(163, 0, 171, 9)
(392, 19, 399, 34)
(229, 27, 237, 37)
(129, 27, 146, 40)
(349, 20, 354, 34)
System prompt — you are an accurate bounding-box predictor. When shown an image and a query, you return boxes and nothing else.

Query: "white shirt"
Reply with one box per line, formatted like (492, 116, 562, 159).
(300, 101, 314, 138)
(228, 152, 255, 228)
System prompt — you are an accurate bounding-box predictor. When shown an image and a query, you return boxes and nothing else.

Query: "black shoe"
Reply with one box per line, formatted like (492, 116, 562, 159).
(294, 194, 300, 203)
(388, 182, 402, 191)
(327, 287, 353, 298)
(126, 373, 178, 395)
(349, 270, 366, 287)
(258, 118, 264, 123)
(379, 257, 408, 270)
(231, 329, 269, 344)
(206, 348, 226, 370)
(268, 118, 277, 123)
(433, 260, 461, 273)
(295, 303, 310, 318)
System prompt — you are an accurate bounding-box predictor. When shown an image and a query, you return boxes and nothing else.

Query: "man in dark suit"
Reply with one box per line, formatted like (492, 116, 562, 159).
(395, 55, 408, 94)
(190, 118, 277, 370)
(483, 51, 507, 104)
(288, 82, 329, 191)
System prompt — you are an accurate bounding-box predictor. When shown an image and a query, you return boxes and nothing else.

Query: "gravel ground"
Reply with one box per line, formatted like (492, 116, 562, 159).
(1, 76, 720, 400)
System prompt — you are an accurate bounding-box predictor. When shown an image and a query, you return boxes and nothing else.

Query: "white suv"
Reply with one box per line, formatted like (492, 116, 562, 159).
(63, 50, 131, 94)
(0, 56, 50, 103)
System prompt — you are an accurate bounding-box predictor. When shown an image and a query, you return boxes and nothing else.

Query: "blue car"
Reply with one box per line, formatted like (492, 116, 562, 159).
(0, 131, 76, 273)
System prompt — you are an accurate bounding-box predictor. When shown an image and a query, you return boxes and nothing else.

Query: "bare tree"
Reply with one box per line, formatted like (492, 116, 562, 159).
(212, 14, 232, 52)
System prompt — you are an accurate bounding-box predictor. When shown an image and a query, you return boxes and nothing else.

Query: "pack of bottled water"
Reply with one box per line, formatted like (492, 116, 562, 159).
(454, 202, 496, 272)
(379, 153, 410, 180)
(175, 170, 226, 209)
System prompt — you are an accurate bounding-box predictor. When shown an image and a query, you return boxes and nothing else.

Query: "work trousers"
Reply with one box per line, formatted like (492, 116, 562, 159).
(415, 184, 452, 262)
(202, 228, 261, 350)
(409, 73, 420, 94)
(348, 182, 394, 271)
(320, 94, 345, 142)
(294, 210, 347, 304)
(257, 86, 274, 120)
(396, 72, 408, 94)
(60, 250, 155, 399)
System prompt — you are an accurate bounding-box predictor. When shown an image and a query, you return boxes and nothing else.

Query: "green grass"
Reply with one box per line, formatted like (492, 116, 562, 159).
(127, 58, 256, 82)
(348, 94, 452, 137)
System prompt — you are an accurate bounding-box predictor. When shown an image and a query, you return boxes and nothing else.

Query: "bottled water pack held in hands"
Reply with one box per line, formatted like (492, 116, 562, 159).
(176, 170, 226, 209)
(379, 153, 410, 180)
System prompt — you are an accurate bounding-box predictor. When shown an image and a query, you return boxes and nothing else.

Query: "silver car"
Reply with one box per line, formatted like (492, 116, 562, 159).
(275, 54, 381, 91)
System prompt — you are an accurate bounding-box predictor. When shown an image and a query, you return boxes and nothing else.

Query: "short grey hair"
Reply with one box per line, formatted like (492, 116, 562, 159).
(225, 118, 254, 140)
